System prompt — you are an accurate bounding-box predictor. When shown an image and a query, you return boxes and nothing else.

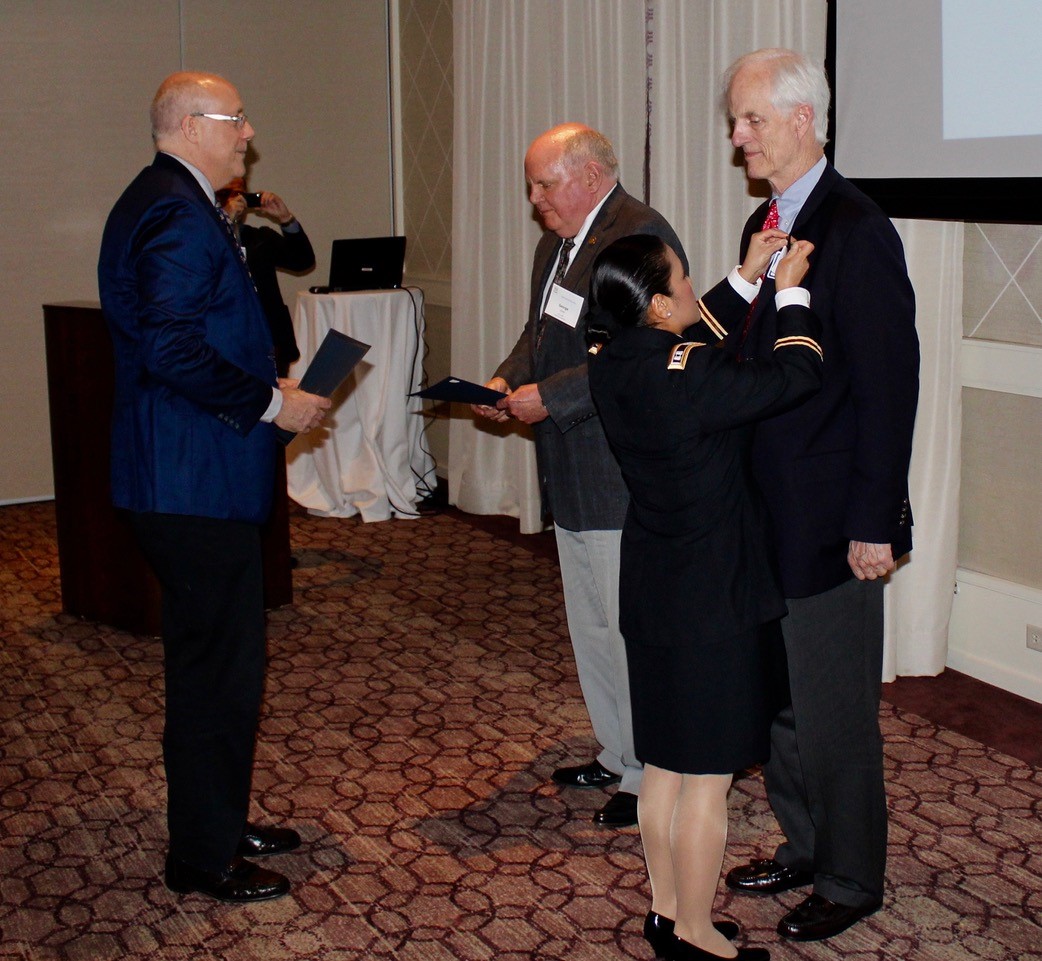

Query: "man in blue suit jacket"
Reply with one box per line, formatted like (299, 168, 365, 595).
(699, 49, 919, 942)
(98, 71, 329, 903)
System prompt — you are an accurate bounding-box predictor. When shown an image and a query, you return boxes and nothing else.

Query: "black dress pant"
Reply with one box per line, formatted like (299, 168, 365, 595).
(130, 511, 265, 873)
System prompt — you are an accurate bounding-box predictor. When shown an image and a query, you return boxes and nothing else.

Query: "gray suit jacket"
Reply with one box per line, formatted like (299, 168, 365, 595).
(494, 184, 687, 531)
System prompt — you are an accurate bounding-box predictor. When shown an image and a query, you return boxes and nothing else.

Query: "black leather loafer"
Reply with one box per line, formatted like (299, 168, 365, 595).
(725, 858, 813, 895)
(237, 822, 302, 858)
(591, 790, 638, 827)
(777, 893, 881, 941)
(643, 911, 740, 958)
(551, 759, 622, 789)
(164, 854, 290, 902)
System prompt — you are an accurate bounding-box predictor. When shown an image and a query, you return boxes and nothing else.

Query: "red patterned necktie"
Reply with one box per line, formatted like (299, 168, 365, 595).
(739, 199, 780, 350)
(762, 198, 780, 233)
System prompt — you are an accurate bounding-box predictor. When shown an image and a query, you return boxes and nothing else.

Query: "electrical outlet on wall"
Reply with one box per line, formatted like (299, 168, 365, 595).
(1028, 625, 1042, 653)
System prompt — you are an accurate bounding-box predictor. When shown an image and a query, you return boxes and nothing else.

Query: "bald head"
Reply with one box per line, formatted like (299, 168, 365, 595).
(524, 123, 619, 238)
(529, 123, 619, 180)
(149, 71, 255, 190)
(151, 72, 232, 144)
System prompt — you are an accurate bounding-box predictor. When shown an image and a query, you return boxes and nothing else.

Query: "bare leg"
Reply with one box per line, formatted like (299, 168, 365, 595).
(638, 764, 683, 918)
(672, 773, 735, 958)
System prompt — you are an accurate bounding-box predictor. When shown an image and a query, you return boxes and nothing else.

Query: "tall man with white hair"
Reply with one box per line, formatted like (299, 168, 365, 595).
(473, 123, 688, 828)
(708, 49, 920, 941)
(99, 71, 329, 902)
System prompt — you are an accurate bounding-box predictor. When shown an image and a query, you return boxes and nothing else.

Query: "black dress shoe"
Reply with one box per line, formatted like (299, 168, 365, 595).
(592, 791, 638, 827)
(164, 854, 290, 902)
(777, 892, 882, 941)
(666, 934, 769, 960)
(643, 912, 740, 957)
(552, 759, 622, 789)
(725, 858, 813, 895)
(237, 822, 302, 858)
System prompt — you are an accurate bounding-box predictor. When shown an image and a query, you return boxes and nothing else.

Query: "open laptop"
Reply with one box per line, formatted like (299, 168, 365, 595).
(326, 236, 406, 291)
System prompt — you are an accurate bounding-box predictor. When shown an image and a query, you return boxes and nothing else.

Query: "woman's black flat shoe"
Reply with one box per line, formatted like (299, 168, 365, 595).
(666, 934, 769, 961)
(643, 912, 740, 957)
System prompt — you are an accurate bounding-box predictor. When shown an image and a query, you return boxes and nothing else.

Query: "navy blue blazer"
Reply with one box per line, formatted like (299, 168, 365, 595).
(700, 164, 919, 598)
(98, 153, 278, 524)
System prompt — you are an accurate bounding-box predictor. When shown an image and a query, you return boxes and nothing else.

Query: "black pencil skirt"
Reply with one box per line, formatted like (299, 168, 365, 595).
(626, 620, 789, 775)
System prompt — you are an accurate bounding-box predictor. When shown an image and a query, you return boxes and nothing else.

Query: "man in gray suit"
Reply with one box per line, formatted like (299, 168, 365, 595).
(473, 123, 688, 828)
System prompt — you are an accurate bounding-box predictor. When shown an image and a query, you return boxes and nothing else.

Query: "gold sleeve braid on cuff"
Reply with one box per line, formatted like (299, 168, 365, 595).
(696, 299, 727, 340)
(774, 335, 823, 360)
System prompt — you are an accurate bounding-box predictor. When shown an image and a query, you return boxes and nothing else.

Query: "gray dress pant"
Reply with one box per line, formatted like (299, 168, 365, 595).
(554, 525, 642, 795)
(766, 576, 887, 907)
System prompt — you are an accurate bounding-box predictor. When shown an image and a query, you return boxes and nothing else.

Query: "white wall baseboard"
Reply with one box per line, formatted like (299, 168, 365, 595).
(0, 494, 53, 507)
(949, 568, 1042, 705)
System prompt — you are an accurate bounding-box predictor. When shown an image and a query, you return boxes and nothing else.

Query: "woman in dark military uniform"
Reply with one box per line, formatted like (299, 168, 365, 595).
(587, 233, 823, 961)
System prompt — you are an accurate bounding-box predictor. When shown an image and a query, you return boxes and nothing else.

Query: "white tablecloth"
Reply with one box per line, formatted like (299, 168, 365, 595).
(286, 289, 434, 521)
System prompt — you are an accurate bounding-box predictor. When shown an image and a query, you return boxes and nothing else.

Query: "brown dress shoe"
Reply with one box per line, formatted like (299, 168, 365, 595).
(237, 822, 302, 857)
(725, 858, 813, 895)
(164, 854, 290, 902)
(777, 892, 881, 941)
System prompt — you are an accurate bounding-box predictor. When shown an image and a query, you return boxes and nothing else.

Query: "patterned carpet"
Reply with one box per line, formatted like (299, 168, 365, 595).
(1, 502, 1040, 961)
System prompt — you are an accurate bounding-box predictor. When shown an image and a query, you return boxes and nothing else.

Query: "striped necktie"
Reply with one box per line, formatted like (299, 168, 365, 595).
(537, 237, 575, 349)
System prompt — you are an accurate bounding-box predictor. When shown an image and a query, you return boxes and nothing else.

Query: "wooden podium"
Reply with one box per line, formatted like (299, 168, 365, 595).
(42, 302, 292, 636)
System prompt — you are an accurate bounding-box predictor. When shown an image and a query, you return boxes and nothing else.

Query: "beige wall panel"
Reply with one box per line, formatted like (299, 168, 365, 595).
(0, 1, 182, 501)
(963, 222, 1042, 346)
(959, 388, 1042, 590)
(0, 0, 393, 502)
(420, 301, 451, 474)
(399, 0, 453, 480)
(400, 0, 453, 284)
(182, 0, 394, 340)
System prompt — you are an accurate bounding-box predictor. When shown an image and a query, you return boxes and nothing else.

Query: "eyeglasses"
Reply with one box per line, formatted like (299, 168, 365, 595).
(191, 112, 249, 129)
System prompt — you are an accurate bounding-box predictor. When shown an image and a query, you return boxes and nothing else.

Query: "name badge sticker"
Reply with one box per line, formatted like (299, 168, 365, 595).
(766, 248, 784, 280)
(545, 285, 585, 328)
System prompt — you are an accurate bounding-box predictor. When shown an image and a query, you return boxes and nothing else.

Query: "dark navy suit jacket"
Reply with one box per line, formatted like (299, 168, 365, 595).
(699, 164, 919, 598)
(98, 153, 278, 524)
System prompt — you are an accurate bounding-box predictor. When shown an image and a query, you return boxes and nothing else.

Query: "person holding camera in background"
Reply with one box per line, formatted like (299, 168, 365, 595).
(217, 178, 316, 376)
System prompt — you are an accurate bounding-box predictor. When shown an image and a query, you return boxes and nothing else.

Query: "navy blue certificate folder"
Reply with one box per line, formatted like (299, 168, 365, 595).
(275, 328, 371, 445)
(411, 376, 506, 406)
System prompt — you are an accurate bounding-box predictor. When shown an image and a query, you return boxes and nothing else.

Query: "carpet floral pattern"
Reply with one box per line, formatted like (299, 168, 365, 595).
(1, 503, 1039, 960)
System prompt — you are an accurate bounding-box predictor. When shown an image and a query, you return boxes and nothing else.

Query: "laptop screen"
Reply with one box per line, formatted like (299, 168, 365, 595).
(327, 236, 406, 291)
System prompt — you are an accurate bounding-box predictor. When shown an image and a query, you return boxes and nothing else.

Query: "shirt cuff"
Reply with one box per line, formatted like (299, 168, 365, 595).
(727, 266, 761, 303)
(281, 218, 301, 233)
(260, 387, 283, 423)
(775, 287, 811, 310)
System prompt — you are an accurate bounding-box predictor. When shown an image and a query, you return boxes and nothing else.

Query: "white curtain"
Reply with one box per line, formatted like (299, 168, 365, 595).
(646, 0, 828, 286)
(646, 1, 961, 677)
(883, 219, 963, 679)
(449, 0, 649, 533)
(450, 0, 962, 674)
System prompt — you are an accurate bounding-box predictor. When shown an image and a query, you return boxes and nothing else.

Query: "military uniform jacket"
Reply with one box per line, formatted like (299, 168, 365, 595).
(588, 306, 823, 649)
(494, 184, 688, 532)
